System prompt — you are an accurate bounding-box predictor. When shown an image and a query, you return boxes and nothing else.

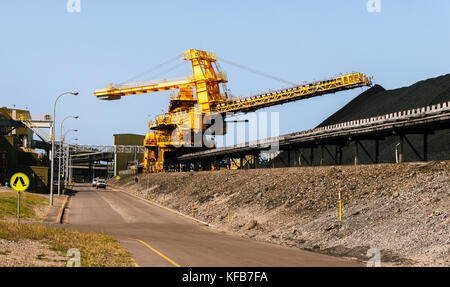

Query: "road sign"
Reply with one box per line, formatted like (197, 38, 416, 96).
(10, 172, 30, 192)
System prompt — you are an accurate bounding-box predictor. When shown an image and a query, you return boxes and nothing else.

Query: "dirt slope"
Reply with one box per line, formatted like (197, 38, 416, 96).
(110, 161, 449, 266)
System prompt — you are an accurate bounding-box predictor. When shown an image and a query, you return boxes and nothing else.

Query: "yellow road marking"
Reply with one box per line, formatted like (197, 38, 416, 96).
(131, 258, 140, 267)
(132, 238, 181, 267)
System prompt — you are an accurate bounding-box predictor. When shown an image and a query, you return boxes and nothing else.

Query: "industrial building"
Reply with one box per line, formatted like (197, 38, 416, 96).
(0, 107, 50, 193)
(69, 133, 145, 182)
(113, 133, 145, 173)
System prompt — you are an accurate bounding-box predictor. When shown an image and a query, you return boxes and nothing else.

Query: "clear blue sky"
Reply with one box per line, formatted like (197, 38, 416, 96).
(1, 1, 449, 145)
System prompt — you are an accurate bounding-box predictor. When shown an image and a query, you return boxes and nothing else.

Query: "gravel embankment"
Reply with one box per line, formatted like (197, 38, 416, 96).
(110, 161, 449, 266)
(0, 239, 67, 267)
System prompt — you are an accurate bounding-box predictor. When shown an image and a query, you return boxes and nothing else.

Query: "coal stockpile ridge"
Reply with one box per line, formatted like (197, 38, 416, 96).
(318, 73, 450, 127)
(311, 73, 450, 163)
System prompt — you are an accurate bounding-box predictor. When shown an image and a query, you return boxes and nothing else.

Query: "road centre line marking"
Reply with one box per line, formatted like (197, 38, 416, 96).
(131, 238, 181, 267)
(131, 258, 140, 267)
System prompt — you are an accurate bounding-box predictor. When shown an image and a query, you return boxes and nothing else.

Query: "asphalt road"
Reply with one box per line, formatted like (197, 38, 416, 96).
(66, 183, 360, 267)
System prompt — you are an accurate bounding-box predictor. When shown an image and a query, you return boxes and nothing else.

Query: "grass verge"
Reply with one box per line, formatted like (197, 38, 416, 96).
(0, 191, 47, 219)
(0, 221, 133, 267)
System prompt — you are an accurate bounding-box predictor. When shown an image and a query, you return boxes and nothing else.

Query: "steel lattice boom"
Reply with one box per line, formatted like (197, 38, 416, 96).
(94, 49, 373, 173)
(213, 72, 372, 113)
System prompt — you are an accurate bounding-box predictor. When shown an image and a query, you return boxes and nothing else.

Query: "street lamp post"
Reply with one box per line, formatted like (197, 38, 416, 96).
(62, 129, 78, 187)
(50, 91, 78, 206)
(58, 115, 78, 196)
(67, 138, 78, 185)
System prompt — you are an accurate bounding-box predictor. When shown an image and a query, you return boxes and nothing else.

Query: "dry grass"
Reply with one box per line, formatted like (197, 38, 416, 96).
(0, 221, 133, 267)
(0, 191, 48, 220)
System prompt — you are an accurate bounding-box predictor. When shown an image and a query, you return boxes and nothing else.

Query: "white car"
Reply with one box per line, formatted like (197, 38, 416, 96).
(92, 178, 98, 187)
(96, 179, 106, 189)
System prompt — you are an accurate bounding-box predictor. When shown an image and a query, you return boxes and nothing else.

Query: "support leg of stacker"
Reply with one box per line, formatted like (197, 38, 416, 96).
(403, 134, 424, 161)
(320, 145, 324, 166)
(287, 149, 291, 167)
(423, 133, 428, 162)
(336, 145, 343, 165)
(358, 140, 375, 164)
(375, 139, 379, 164)
(399, 135, 404, 163)
(323, 145, 336, 165)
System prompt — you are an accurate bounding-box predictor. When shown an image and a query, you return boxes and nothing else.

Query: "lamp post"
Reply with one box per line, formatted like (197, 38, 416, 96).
(58, 115, 78, 196)
(67, 138, 78, 185)
(62, 129, 78, 187)
(50, 91, 78, 206)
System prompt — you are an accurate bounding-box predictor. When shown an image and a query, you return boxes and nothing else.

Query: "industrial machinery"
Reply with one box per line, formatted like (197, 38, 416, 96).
(95, 49, 372, 173)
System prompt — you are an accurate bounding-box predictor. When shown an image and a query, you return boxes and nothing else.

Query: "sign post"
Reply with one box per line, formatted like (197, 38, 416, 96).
(338, 189, 342, 222)
(17, 191, 21, 224)
(10, 172, 30, 224)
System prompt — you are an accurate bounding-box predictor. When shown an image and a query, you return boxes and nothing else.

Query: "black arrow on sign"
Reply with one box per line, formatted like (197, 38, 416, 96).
(13, 176, 25, 187)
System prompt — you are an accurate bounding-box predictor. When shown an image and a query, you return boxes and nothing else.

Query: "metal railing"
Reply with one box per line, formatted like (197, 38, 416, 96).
(30, 114, 52, 121)
(21, 119, 52, 141)
(69, 144, 146, 154)
(107, 76, 192, 90)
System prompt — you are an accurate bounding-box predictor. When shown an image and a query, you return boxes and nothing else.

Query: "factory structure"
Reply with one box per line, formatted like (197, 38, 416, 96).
(2, 49, 450, 193)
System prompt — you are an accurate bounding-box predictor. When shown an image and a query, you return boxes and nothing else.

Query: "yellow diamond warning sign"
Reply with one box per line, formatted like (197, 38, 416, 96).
(10, 172, 30, 192)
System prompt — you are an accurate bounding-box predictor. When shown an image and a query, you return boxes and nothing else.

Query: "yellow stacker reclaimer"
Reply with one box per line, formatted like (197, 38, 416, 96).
(95, 49, 372, 173)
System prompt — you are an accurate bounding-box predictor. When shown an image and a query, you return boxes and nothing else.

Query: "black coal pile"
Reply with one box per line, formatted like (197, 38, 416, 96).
(310, 73, 450, 164)
(318, 73, 450, 127)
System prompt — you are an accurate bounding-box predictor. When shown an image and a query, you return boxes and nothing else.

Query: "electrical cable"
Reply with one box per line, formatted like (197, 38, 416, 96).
(217, 57, 296, 86)
(119, 55, 180, 85)
(144, 62, 186, 81)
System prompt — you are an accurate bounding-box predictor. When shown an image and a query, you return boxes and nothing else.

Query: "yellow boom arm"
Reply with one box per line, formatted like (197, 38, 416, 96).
(94, 76, 195, 100)
(214, 72, 372, 114)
